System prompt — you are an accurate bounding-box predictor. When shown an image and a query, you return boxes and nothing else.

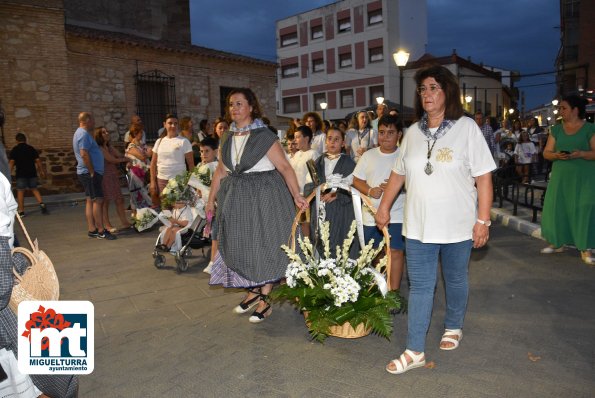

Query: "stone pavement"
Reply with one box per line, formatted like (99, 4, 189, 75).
(15, 200, 595, 398)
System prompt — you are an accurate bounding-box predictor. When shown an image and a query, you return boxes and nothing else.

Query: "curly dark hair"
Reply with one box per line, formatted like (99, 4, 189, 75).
(224, 88, 263, 122)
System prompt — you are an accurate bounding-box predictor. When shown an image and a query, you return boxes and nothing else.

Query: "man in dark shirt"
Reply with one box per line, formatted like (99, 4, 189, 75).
(8, 132, 47, 216)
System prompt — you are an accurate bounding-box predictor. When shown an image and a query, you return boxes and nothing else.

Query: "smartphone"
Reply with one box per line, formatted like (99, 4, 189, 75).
(559, 150, 571, 155)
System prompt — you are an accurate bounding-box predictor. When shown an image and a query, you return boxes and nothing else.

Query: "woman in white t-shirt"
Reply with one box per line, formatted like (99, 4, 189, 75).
(376, 65, 496, 376)
(352, 114, 405, 291)
(149, 114, 194, 206)
(345, 110, 378, 162)
(514, 130, 537, 183)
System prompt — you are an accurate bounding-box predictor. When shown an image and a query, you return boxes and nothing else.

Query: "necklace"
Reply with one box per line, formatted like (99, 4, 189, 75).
(425, 139, 438, 175)
(233, 134, 250, 166)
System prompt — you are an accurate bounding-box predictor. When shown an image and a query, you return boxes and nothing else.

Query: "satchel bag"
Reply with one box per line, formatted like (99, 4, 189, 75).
(8, 213, 60, 314)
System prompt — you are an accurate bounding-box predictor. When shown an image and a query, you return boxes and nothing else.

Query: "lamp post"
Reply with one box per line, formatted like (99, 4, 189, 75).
(320, 101, 328, 121)
(375, 96, 384, 106)
(393, 50, 410, 117)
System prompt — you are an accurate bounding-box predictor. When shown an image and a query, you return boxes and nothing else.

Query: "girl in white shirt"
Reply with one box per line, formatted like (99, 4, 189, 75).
(514, 130, 537, 183)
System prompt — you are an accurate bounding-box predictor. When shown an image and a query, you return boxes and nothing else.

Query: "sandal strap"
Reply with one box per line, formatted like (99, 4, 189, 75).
(403, 349, 425, 363)
(238, 293, 261, 310)
(393, 350, 424, 372)
(443, 328, 462, 337)
(251, 303, 271, 320)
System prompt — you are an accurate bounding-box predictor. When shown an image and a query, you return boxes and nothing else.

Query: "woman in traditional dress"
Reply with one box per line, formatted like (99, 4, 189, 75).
(540, 95, 595, 264)
(125, 124, 152, 215)
(206, 88, 307, 323)
(376, 65, 495, 375)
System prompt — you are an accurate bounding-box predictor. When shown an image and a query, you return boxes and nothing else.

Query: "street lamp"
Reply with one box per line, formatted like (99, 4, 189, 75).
(551, 99, 559, 106)
(375, 96, 384, 105)
(393, 50, 410, 117)
(465, 95, 472, 111)
(320, 101, 328, 121)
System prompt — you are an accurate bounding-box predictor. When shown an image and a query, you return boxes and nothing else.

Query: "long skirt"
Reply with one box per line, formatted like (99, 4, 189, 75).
(210, 170, 295, 286)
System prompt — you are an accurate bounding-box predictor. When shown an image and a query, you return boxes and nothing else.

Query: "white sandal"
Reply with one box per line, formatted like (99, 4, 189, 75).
(385, 349, 426, 375)
(440, 328, 463, 351)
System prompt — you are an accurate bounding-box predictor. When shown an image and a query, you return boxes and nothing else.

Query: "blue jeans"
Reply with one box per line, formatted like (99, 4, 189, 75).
(405, 238, 473, 352)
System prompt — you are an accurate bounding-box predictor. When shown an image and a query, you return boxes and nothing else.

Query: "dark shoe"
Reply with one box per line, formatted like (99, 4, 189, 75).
(156, 244, 169, 252)
(18, 211, 25, 218)
(40, 203, 49, 215)
(232, 289, 261, 314)
(97, 230, 117, 240)
(249, 296, 271, 324)
(88, 229, 99, 238)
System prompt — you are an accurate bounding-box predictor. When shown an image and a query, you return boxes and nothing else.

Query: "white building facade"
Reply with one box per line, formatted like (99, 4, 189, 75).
(276, 0, 427, 121)
(404, 53, 514, 121)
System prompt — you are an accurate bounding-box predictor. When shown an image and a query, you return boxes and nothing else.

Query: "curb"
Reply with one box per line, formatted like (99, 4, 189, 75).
(490, 207, 544, 241)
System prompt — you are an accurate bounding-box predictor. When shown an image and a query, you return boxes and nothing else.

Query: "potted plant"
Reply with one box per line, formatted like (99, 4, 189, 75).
(272, 221, 405, 342)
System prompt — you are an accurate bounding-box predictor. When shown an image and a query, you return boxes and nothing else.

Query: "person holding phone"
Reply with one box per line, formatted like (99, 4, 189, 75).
(541, 95, 595, 264)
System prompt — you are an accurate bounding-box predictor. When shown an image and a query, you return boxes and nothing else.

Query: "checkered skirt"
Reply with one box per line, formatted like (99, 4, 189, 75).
(213, 127, 295, 284)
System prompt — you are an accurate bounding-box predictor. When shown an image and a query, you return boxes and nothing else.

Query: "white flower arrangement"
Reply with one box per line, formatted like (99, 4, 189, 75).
(272, 220, 404, 342)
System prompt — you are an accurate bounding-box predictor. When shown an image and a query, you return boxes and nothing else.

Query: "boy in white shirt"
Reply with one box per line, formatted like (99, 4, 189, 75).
(352, 115, 405, 291)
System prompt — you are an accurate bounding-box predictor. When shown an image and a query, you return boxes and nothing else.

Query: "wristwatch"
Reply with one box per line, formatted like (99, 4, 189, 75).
(476, 218, 492, 227)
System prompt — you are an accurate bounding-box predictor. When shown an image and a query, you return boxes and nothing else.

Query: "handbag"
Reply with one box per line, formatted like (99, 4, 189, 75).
(8, 213, 60, 314)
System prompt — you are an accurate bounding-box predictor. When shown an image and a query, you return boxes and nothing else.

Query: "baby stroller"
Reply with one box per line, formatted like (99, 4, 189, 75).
(152, 187, 211, 273)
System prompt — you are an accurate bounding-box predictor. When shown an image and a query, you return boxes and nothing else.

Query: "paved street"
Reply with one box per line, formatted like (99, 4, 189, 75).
(14, 203, 595, 398)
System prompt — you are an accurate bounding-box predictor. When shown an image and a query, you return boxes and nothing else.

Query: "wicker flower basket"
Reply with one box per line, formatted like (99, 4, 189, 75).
(291, 186, 391, 339)
(303, 311, 371, 339)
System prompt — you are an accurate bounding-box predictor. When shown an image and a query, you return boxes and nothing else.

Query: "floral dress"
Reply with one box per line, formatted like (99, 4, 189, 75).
(125, 143, 152, 210)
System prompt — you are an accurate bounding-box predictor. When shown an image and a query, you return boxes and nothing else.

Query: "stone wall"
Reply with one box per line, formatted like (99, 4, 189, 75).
(0, 1, 277, 193)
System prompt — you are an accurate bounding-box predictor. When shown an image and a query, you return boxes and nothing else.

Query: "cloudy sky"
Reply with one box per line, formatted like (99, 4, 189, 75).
(190, 0, 560, 110)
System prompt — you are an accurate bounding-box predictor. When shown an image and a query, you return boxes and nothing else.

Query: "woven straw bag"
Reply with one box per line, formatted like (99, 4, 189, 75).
(8, 213, 60, 314)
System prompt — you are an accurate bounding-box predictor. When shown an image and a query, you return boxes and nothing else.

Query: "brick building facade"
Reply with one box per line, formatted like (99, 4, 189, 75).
(0, 0, 277, 192)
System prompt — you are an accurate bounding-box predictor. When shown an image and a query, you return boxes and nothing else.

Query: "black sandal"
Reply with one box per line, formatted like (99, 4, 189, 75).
(249, 295, 271, 323)
(232, 289, 261, 314)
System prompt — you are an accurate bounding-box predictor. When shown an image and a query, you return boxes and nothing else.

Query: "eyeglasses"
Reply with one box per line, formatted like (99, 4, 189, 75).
(229, 101, 248, 109)
(416, 85, 442, 95)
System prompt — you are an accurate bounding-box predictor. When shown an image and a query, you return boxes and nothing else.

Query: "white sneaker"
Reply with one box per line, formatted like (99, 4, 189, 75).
(540, 246, 565, 254)
(203, 261, 213, 274)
